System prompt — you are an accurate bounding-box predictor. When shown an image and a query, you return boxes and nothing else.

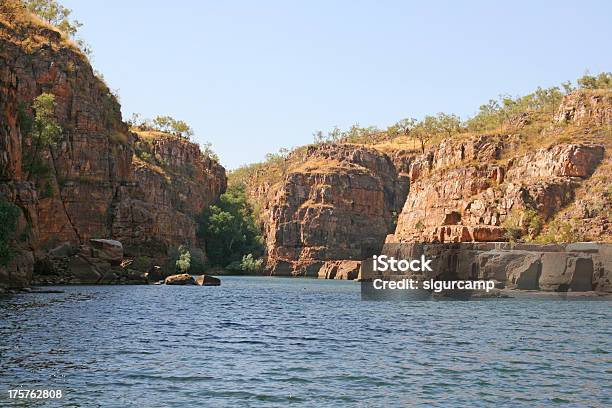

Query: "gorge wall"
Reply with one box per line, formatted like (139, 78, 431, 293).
(0, 9, 226, 288)
(257, 89, 611, 282)
(262, 144, 409, 276)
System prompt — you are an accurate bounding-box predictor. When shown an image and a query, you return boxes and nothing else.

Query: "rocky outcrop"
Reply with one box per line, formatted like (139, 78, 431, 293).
(259, 90, 610, 277)
(371, 242, 612, 292)
(112, 131, 226, 257)
(392, 136, 605, 243)
(317, 260, 361, 280)
(0, 10, 226, 287)
(164, 273, 196, 285)
(194, 274, 221, 286)
(33, 238, 146, 284)
(554, 89, 612, 125)
(263, 144, 409, 276)
(0, 250, 34, 289)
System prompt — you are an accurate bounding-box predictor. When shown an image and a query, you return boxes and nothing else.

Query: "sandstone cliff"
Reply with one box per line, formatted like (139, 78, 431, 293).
(0, 7, 225, 288)
(253, 89, 610, 280)
(262, 144, 408, 276)
(112, 131, 226, 257)
(391, 90, 610, 244)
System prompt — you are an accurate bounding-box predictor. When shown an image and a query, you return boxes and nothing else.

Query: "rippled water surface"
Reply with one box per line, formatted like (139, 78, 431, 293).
(1, 277, 611, 407)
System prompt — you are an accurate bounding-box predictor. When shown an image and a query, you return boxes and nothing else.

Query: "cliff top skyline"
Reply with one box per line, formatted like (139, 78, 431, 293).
(62, 0, 612, 169)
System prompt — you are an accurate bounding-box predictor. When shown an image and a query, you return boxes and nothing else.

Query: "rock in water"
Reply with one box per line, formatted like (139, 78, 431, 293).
(164, 274, 196, 285)
(194, 275, 221, 286)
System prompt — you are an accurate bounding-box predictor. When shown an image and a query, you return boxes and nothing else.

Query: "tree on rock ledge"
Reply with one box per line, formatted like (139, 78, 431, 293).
(22, 0, 82, 37)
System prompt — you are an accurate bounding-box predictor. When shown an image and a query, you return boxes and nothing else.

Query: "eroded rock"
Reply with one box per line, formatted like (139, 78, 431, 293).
(194, 275, 221, 286)
(164, 273, 196, 285)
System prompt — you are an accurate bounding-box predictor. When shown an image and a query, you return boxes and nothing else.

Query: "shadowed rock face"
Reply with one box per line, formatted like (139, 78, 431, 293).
(0, 17, 225, 288)
(112, 132, 226, 257)
(263, 144, 409, 276)
(372, 242, 612, 293)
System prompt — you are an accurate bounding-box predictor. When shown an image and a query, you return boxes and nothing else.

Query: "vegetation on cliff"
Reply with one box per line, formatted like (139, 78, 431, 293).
(128, 114, 197, 141)
(18, 93, 63, 196)
(233, 72, 610, 190)
(22, 0, 81, 37)
(0, 0, 91, 57)
(232, 72, 611, 248)
(196, 184, 263, 271)
(0, 198, 20, 266)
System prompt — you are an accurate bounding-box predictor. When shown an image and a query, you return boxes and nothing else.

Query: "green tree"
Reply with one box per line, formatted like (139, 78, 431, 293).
(0, 198, 20, 266)
(577, 71, 612, 89)
(239, 253, 264, 274)
(561, 80, 575, 94)
(412, 123, 431, 154)
(22, 93, 63, 181)
(152, 115, 194, 139)
(396, 118, 417, 137)
(435, 112, 462, 137)
(175, 245, 191, 273)
(23, 0, 82, 37)
(197, 184, 263, 268)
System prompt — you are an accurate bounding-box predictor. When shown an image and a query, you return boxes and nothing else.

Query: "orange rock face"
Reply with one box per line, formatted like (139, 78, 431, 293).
(392, 138, 604, 243)
(263, 144, 409, 276)
(0, 17, 225, 287)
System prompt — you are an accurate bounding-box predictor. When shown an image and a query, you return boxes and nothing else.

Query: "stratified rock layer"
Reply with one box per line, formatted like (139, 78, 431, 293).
(372, 242, 612, 293)
(0, 11, 225, 288)
(263, 144, 409, 276)
(392, 138, 604, 243)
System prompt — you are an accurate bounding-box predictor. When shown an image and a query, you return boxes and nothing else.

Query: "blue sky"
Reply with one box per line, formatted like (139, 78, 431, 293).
(62, 0, 612, 169)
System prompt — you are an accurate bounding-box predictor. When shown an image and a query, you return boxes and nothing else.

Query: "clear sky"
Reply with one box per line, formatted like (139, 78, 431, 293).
(62, 0, 612, 169)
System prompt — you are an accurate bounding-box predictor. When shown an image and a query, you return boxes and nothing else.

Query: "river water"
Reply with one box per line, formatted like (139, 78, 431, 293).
(1, 276, 610, 407)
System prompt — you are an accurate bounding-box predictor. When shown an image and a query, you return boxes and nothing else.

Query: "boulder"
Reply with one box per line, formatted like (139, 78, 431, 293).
(164, 273, 196, 285)
(0, 250, 34, 289)
(89, 239, 123, 265)
(318, 262, 339, 279)
(507, 253, 542, 290)
(335, 261, 361, 280)
(67, 255, 103, 284)
(123, 269, 148, 284)
(539, 253, 594, 292)
(592, 245, 612, 292)
(145, 265, 164, 283)
(194, 275, 221, 286)
(49, 242, 76, 258)
(318, 260, 361, 280)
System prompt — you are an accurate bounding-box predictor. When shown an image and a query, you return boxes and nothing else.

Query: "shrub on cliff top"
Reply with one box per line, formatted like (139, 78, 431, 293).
(577, 71, 612, 90)
(151, 116, 194, 139)
(0, 198, 20, 266)
(22, 0, 82, 37)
